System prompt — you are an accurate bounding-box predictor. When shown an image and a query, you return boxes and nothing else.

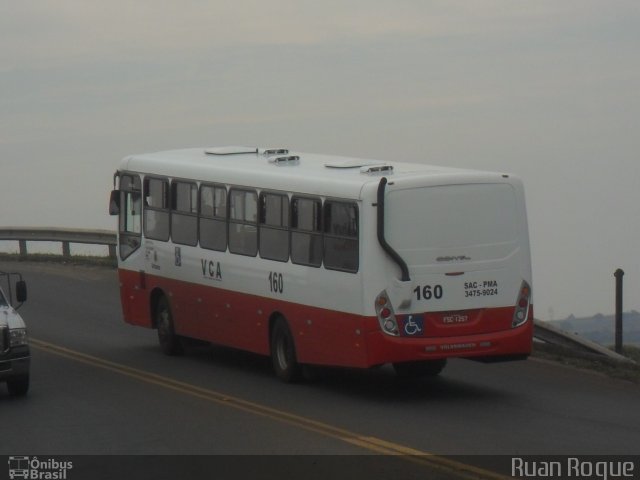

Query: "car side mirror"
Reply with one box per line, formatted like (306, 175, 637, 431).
(109, 190, 120, 215)
(16, 280, 27, 303)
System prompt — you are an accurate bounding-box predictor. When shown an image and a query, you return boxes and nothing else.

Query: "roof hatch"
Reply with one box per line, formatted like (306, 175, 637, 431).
(360, 164, 393, 175)
(204, 146, 257, 155)
(260, 148, 289, 156)
(325, 159, 385, 169)
(268, 155, 300, 166)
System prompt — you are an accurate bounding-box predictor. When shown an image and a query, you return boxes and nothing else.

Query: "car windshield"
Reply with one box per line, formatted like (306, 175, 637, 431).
(0, 289, 8, 307)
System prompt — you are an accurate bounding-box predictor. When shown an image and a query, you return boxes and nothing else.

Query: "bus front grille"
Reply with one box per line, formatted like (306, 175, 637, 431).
(0, 326, 8, 353)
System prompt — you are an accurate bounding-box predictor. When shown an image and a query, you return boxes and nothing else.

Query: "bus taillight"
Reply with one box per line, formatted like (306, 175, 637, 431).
(512, 281, 532, 328)
(375, 291, 400, 336)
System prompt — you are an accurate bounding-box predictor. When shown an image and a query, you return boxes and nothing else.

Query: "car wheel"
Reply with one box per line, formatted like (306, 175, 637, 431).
(7, 374, 29, 396)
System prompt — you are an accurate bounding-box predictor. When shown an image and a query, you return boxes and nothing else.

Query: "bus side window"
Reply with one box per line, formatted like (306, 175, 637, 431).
(324, 201, 359, 273)
(228, 189, 258, 257)
(199, 184, 227, 252)
(259, 192, 289, 262)
(171, 181, 198, 246)
(119, 174, 142, 260)
(291, 197, 322, 267)
(144, 177, 170, 241)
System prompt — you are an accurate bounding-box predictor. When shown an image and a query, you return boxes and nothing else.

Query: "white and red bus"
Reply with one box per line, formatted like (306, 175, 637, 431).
(109, 146, 533, 381)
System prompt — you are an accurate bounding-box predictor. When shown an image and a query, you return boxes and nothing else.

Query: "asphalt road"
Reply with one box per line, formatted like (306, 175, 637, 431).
(1, 260, 639, 474)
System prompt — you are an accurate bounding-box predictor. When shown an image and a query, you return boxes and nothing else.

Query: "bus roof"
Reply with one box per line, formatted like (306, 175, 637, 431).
(120, 147, 511, 199)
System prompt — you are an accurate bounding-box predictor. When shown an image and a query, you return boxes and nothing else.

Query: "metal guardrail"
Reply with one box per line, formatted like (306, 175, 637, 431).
(0, 227, 117, 258)
(534, 319, 635, 363)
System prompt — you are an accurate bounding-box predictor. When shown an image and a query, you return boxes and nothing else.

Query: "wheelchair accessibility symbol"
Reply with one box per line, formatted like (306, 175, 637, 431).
(403, 315, 424, 336)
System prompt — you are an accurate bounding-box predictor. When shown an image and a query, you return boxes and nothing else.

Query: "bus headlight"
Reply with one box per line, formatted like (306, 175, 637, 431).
(9, 328, 28, 347)
(375, 291, 399, 336)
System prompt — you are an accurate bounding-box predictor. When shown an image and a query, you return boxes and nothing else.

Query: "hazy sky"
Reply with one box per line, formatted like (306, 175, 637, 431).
(1, 1, 638, 320)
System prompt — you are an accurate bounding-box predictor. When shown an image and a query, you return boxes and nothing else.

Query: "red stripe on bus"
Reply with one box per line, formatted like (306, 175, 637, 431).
(118, 268, 533, 368)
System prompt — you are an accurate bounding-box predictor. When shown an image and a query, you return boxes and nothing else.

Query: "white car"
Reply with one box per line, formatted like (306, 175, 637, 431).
(0, 273, 29, 396)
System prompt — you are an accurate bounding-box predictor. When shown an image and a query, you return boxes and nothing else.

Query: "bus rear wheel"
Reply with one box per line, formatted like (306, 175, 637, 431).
(393, 359, 447, 378)
(270, 317, 302, 383)
(156, 296, 183, 356)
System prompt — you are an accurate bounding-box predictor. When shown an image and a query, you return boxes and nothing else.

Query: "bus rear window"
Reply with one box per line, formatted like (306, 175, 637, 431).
(386, 183, 519, 266)
(229, 189, 258, 256)
(171, 181, 198, 246)
(323, 201, 358, 273)
(199, 184, 227, 252)
(259, 192, 289, 262)
(291, 197, 322, 267)
(144, 177, 170, 242)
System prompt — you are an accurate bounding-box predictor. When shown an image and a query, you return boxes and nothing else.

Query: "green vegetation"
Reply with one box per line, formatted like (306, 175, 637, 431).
(533, 342, 640, 383)
(621, 345, 640, 363)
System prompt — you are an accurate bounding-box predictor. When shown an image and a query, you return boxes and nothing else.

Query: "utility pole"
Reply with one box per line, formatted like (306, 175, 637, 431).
(614, 269, 624, 354)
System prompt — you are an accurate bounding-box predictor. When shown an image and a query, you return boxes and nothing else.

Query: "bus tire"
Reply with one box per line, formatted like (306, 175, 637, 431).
(270, 317, 302, 383)
(393, 359, 447, 378)
(156, 296, 183, 356)
(7, 375, 29, 396)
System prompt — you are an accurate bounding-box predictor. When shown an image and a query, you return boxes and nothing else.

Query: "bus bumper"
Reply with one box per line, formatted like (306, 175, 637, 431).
(0, 347, 31, 381)
(364, 319, 533, 367)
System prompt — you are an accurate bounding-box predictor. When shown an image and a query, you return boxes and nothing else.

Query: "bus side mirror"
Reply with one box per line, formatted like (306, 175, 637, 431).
(16, 280, 27, 303)
(109, 190, 120, 215)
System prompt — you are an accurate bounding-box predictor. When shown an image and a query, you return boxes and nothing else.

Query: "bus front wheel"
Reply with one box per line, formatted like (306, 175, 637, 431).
(270, 317, 302, 383)
(156, 296, 183, 356)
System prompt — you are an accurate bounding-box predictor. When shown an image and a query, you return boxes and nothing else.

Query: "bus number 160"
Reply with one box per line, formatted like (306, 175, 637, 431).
(268, 272, 284, 294)
(414, 284, 443, 301)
